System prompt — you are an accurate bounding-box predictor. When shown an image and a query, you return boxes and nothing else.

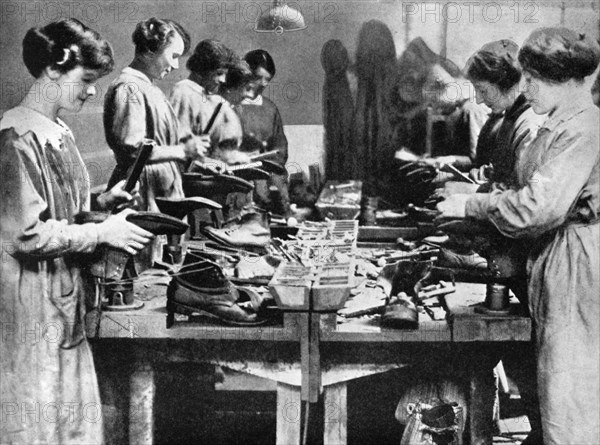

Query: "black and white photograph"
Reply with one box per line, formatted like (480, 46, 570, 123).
(0, 1, 599, 444)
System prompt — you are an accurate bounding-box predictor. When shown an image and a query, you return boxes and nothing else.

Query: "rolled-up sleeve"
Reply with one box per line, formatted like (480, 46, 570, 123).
(466, 128, 599, 238)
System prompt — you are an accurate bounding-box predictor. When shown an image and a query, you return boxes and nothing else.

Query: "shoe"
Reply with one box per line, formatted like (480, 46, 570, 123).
(155, 196, 222, 220)
(167, 256, 266, 326)
(437, 248, 488, 270)
(75, 211, 188, 236)
(182, 173, 254, 196)
(125, 212, 188, 235)
(259, 160, 286, 175)
(230, 166, 270, 181)
(200, 211, 271, 249)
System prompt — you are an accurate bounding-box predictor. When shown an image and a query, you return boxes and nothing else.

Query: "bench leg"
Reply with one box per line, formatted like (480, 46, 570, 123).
(324, 382, 348, 445)
(277, 382, 302, 445)
(129, 364, 155, 445)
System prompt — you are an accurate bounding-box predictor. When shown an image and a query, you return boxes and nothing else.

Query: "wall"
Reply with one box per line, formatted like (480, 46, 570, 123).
(1, 1, 598, 185)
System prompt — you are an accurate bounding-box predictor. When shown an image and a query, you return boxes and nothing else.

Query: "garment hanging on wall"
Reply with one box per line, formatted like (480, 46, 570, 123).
(354, 20, 399, 189)
(321, 39, 356, 181)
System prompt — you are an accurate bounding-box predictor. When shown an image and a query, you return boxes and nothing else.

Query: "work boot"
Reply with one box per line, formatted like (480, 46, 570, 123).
(200, 210, 271, 249)
(167, 255, 266, 326)
(437, 248, 488, 270)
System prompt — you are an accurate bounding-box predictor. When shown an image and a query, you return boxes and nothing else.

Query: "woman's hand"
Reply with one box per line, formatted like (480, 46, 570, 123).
(96, 180, 139, 211)
(96, 209, 154, 256)
(436, 193, 470, 219)
(183, 134, 210, 161)
(469, 164, 493, 183)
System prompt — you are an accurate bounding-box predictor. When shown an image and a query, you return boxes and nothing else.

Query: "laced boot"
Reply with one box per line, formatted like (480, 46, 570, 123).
(167, 255, 266, 326)
(200, 210, 270, 249)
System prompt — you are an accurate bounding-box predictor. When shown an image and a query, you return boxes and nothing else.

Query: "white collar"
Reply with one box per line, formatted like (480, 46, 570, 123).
(241, 95, 263, 106)
(1, 106, 72, 148)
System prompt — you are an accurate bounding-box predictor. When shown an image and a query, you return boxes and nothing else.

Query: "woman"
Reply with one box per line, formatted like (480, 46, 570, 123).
(438, 28, 600, 444)
(104, 17, 208, 213)
(236, 49, 291, 217)
(0, 19, 154, 444)
(464, 39, 546, 189)
(442, 39, 547, 444)
(170, 39, 248, 155)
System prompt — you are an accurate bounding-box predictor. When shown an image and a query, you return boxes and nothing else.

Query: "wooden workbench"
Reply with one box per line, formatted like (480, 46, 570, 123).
(92, 269, 531, 445)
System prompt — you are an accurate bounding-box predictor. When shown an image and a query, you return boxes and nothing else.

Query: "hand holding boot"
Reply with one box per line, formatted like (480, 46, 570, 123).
(96, 209, 154, 256)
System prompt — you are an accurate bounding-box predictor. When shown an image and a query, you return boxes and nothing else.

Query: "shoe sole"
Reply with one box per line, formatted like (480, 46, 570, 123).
(166, 299, 269, 327)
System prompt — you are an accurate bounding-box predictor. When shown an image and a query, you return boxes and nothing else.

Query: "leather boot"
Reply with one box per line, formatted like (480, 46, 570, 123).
(167, 256, 266, 326)
(200, 210, 271, 249)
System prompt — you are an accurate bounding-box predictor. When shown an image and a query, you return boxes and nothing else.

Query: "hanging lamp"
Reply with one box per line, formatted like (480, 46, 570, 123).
(255, 0, 307, 34)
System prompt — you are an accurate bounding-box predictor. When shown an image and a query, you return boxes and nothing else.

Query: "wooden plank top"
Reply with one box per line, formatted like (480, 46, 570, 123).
(96, 271, 530, 343)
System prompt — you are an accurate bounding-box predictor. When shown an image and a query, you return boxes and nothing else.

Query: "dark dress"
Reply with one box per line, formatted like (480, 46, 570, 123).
(236, 96, 290, 215)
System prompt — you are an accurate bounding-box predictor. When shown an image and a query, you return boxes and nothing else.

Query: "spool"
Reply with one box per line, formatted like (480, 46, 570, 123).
(485, 283, 510, 311)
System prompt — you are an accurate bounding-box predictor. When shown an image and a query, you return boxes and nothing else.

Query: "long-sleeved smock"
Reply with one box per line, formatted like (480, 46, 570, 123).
(466, 98, 599, 444)
(169, 79, 243, 151)
(235, 95, 290, 214)
(104, 67, 184, 212)
(0, 106, 103, 444)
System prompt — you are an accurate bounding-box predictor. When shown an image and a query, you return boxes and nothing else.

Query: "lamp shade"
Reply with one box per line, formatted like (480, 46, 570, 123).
(255, 3, 307, 33)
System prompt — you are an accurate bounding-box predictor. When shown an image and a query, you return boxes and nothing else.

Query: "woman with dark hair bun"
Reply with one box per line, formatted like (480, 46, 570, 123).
(104, 18, 207, 216)
(170, 39, 248, 153)
(104, 18, 208, 265)
(438, 28, 600, 444)
(461, 39, 547, 187)
(236, 49, 291, 218)
(1, 19, 154, 444)
(437, 39, 548, 445)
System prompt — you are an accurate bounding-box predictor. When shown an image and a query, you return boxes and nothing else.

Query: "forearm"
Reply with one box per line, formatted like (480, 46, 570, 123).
(7, 220, 100, 260)
(148, 144, 186, 163)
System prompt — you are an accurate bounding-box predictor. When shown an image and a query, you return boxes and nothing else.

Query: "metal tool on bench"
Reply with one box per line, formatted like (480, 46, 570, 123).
(436, 219, 526, 315)
(76, 210, 189, 311)
(83, 139, 157, 310)
(155, 196, 222, 264)
(186, 102, 223, 173)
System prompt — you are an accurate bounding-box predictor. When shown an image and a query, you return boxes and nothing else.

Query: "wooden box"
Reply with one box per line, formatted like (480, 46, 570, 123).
(268, 264, 314, 310)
